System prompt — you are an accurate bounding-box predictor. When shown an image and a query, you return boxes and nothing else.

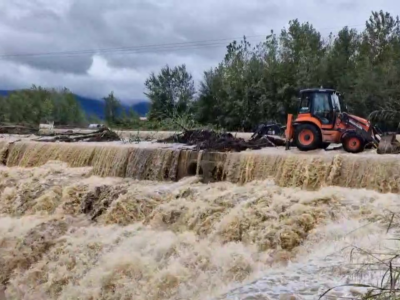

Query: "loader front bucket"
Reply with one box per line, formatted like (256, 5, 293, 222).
(377, 134, 400, 154)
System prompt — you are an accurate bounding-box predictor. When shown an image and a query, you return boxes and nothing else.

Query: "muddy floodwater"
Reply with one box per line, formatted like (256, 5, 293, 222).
(0, 137, 400, 299)
(0, 161, 399, 299)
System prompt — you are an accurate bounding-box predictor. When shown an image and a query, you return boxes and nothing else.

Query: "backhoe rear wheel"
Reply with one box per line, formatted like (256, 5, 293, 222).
(294, 124, 322, 151)
(342, 134, 365, 153)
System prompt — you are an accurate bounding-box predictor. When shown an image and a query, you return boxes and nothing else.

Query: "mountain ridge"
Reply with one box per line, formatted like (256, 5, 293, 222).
(0, 89, 150, 119)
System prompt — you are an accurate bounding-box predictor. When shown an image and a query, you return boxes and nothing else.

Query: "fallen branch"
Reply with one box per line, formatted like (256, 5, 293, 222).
(33, 128, 120, 143)
(36, 130, 78, 137)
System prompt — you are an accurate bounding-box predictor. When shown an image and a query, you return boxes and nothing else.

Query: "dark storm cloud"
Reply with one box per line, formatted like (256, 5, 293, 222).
(0, 0, 398, 101)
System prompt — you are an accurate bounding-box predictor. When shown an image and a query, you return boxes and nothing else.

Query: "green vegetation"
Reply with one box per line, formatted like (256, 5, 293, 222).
(0, 85, 86, 126)
(0, 86, 149, 129)
(146, 10, 400, 131)
(102, 91, 196, 131)
(103, 91, 121, 125)
(145, 64, 196, 121)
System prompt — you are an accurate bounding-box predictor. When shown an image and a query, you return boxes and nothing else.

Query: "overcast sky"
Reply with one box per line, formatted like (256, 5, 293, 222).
(0, 0, 398, 103)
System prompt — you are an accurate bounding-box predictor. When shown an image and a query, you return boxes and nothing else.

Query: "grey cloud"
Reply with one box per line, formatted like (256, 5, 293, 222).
(0, 58, 146, 101)
(0, 0, 398, 101)
(9, 56, 93, 74)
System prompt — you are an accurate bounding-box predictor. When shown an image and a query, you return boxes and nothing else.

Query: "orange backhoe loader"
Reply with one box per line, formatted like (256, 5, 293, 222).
(285, 88, 381, 153)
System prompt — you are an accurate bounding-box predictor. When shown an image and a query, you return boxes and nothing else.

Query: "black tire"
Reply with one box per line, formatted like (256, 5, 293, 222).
(294, 124, 322, 151)
(342, 133, 365, 153)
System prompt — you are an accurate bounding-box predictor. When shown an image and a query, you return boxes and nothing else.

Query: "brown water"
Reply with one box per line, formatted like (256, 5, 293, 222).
(0, 160, 400, 299)
(2, 140, 400, 193)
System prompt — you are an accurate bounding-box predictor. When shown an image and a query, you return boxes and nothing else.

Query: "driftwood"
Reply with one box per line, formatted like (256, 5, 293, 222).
(159, 129, 287, 152)
(33, 128, 120, 143)
(36, 130, 76, 137)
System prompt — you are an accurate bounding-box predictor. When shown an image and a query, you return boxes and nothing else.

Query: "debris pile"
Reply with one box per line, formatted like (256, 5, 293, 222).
(34, 127, 120, 143)
(159, 129, 286, 152)
(251, 122, 285, 140)
(377, 133, 400, 154)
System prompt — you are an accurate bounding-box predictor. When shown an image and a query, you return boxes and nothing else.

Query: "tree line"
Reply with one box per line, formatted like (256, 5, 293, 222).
(145, 10, 400, 131)
(102, 91, 186, 130)
(0, 86, 86, 126)
(0, 87, 145, 128)
(0, 85, 180, 130)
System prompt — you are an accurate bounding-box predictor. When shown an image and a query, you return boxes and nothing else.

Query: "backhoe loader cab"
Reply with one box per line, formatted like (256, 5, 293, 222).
(298, 89, 344, 122)
(285, 88, 379, 153)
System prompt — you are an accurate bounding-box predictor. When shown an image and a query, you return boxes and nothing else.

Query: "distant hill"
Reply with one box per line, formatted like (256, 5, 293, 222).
(0, 90, 150, 119)
(75, 95, 150, 119)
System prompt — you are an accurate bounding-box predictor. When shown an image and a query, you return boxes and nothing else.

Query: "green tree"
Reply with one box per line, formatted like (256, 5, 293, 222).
(0, 85, 86, 126)
(145, 64, 195, 120)
(146, 10, 400, 132)
(41, 97, 54, 123)
(193, 67, 224, 126)
(103, 91, 121, 125)
(350, 11, 400, 117)
(322, 27, 359, 90)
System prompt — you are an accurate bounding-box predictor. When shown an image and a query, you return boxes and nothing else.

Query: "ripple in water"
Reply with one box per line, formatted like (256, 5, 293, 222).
(0, 161, 399, 299)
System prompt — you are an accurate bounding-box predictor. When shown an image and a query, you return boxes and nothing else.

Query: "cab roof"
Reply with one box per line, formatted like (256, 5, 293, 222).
(300, 88, 337, 93)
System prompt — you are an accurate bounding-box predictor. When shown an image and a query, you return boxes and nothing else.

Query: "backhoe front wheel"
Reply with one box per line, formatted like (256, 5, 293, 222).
(294, 124, 322, 151)
(342, 134, 365, 153)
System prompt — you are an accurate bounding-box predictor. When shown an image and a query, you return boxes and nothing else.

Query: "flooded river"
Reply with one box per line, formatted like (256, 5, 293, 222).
(0, 161, 399, 299)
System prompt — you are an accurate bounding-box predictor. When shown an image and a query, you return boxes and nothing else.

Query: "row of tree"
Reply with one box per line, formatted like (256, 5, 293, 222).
(0, 86, 86, 126)
(145, 10, 400, 131)
(0, 87, 143, 128)
(103, 91, 138, 126)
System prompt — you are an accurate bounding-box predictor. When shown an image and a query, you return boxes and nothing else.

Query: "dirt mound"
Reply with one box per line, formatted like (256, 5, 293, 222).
(159, 129, 286, 152)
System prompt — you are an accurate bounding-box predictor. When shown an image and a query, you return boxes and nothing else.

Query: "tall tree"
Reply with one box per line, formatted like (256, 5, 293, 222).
(351, 11, 400, 116)
(194, 67, 225, 126)
(144, 64, 195, 120)
(103, 91, 121, 125)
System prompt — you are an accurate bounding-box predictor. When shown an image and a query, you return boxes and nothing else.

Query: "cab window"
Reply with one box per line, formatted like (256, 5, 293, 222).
(313, 93, 331, 113)
(299, 97, 310, 113)
(312, 92, 333, 124)
(331, 93, 341, 111)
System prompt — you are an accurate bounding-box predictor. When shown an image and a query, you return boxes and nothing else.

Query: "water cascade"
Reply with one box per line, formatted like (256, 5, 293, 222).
(1, 141, 399, 193)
